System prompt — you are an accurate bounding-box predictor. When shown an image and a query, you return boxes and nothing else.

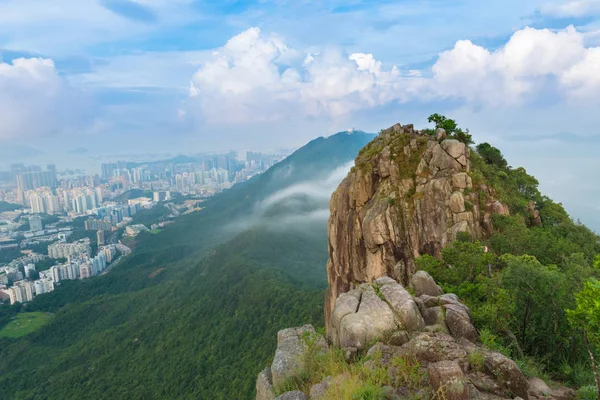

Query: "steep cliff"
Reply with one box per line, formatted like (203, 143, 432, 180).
(325, 123, 508, 328)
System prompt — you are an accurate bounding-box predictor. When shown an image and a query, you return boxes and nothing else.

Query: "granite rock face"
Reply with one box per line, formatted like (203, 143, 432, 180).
(258, 276, 571, 399)
(325, 124, 510, 327)
(271, 325, 327, 392)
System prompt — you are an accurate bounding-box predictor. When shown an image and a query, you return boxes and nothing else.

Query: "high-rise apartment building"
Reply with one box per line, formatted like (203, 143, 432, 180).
(29, 215, 43, 231)
(97, 230, 106, 246)
(30, 194, 46, 214)
(84, 219, 112, 231)
(46, 195, 61, 214)
(48, 240, 91, 259)
(17, 170, 57, 190)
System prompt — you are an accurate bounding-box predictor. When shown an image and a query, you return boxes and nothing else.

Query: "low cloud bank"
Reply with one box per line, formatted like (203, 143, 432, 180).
(224, 161, 353, 234)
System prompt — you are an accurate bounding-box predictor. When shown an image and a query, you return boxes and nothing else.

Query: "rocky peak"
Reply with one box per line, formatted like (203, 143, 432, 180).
(325, 123, 508, 329)
(256, 122, 573, 400)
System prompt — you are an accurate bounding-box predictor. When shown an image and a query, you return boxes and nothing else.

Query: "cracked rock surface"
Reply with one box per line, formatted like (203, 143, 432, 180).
(258, 275, 575, 400)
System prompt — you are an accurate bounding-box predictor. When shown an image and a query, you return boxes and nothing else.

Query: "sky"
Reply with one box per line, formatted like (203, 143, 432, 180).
(0, 0, 599, 230)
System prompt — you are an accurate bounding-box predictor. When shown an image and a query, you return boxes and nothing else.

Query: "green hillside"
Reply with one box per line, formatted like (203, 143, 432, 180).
(0, 131, 374, 399)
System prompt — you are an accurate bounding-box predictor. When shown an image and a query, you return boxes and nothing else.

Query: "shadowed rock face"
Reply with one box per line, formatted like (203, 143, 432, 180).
(324, 123, 508, 329)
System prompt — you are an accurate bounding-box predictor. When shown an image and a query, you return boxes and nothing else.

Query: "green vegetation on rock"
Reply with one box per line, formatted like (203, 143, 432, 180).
(414, 117, 600, 391)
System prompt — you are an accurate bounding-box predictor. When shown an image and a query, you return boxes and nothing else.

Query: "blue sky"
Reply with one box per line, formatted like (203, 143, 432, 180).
(0, 0, 600, 230)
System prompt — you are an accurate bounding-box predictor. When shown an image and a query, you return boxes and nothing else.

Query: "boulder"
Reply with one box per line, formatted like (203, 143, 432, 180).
(420, 293, 460, 308)
(451, 173, 472, 190)
(404, 332, 467, 363)
(453, 211, 474, 225)
(428, 360, 469, 400)
(329, 290, 361, 345)
(441, 139, 467, 160)
(388, 330, 411, 346)
(527, 377, 551, 398)
(443, 303, 478, 342)
(309, 376, 331, 400)
(271, 325, 326, 389)
(483, 351, 529, 399)
(449, 192, 466, 213)
(344, 347, 358, 362)
(468, 371, 502, 397)
(410, 271, 443, 297)
(491, 200, 509, 216)
(467, 384, 506, 400)
(551, 386, 576, 400)
(422, 306, 446, 327)
(378, 279, 425, 331)
(337, 287, 397, 350)
(256, 367, 275, 400)
(275, 391, 308, 400)
(431, 144, 464, 174)
(527, 201, 542, 227)
(436, 128, 447, 141)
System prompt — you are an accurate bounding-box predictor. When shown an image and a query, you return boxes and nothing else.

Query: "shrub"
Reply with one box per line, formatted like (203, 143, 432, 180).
(391, 355, 426, 389)
(576, 385, 598, 400)
(468, 351, 485, 372)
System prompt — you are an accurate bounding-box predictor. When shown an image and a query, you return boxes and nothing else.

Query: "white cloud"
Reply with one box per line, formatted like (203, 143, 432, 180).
(185, 28, 422, 124)
(224, 161, 353, 234)
(185, 25, 600, 124)
(0, 57, 81, 139)
(540, 0, 600, 17)
(429, 26, 600, 104)
(560, 47, 600, 98)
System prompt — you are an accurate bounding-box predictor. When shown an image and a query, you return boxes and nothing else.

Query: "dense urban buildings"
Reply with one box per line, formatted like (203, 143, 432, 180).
(0, 151, 287, 306)
(0, 244, 120, 305)
(48, 239, 91, 259)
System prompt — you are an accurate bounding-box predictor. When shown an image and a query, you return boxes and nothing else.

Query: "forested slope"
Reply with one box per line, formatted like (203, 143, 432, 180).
(0, 131, 374, 399)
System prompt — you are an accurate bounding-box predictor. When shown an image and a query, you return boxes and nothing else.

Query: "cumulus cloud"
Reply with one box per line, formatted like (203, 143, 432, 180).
(184, 25, 600, 123)
(0, 57, 83, 140)
(429, 26, 600, 104)
(185, 27, 420, 124)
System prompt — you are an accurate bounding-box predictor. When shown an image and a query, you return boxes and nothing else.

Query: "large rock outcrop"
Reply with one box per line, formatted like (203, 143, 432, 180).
(258, 274, 573, 400)
(325, 123, 509, 328)
(256, 122, 570, 400)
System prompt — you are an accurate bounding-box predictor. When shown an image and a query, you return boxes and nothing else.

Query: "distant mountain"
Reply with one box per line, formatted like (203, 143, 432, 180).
(126, 154, 198, 168)
(0, 130, 375, 399)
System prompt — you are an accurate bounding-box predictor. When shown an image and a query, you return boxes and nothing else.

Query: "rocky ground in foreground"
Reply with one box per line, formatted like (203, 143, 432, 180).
(257, 272, 575, 400)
